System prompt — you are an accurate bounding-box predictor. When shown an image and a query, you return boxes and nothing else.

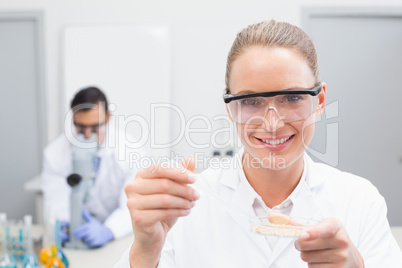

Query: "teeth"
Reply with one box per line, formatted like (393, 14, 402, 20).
(261, 136, 291, 145)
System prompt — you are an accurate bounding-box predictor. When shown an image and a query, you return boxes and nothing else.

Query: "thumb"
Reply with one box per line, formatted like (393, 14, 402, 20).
(301, 218, 341, 241)
(181, 156, 195, 173)
(82, 208, 93, 222)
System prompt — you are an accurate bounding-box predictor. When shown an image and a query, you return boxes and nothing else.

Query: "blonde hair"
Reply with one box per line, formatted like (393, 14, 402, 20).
(225, 20, 320, 93)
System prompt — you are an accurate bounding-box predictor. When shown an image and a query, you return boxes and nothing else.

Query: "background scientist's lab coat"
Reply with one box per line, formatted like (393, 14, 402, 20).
(42, 126, 144, 239)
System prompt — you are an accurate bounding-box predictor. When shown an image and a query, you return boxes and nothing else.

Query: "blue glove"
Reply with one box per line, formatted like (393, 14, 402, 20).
(60, 221, 70, 244)
(72, 208, 114, 247)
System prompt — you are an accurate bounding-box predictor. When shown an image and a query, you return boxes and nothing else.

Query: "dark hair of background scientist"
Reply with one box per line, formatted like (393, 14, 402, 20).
(70, 86, 109, 114)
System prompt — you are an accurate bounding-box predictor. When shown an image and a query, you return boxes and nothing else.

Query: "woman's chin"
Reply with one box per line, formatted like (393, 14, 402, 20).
(244, 147, 304, 170)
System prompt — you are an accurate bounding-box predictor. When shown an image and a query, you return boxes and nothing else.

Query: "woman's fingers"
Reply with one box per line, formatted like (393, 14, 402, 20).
(126, 163, 199, 235)
(181, 157, 195, 173)
(130, 208, 193, 227)
(138, 164, 196, 184)
(130, 194, 197, 210)
(132, 178, 199, 201)
(294, 218, 363, 267)
(299, 248, 348, 264)
(303, 218, 342, 240)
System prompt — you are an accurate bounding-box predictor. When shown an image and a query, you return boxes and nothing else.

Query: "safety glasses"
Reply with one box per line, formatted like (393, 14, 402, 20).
(73, 122, 106, 134)
(223, 85, 321, 125)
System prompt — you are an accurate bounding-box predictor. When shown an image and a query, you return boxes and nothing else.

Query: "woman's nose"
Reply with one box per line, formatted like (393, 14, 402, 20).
(262, 108, 285, 131)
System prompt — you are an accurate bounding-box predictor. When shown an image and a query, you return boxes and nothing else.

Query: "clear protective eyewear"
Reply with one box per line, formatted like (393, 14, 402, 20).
(73, 121, 106, 134)
(223, 85, 321, 125)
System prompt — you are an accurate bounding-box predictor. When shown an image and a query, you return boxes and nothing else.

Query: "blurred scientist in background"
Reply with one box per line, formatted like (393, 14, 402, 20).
(42, 87, 143, 247)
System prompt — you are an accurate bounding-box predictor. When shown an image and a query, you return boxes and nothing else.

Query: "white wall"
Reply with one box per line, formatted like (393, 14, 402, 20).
(1, 0, 401, 157)
(63, 25, 172, 159)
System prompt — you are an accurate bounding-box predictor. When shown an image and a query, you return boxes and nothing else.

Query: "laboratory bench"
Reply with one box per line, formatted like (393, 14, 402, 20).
(24, 176, 133, 267)
(32, 225, 133, 268)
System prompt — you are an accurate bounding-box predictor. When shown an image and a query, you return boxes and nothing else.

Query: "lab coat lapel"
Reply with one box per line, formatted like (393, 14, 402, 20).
(290, 185, 325, 220)
(268, 164, 325, 265)
(219, 160, 272, 258)
(225, 185, 273, 258)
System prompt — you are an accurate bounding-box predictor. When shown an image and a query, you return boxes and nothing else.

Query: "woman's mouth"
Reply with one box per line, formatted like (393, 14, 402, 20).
(255, 135, 295, 151)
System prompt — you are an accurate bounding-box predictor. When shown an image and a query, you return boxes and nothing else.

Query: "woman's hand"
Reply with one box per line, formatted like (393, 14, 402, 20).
(125, 158, 199, 267)
(295, 218, 364, 267)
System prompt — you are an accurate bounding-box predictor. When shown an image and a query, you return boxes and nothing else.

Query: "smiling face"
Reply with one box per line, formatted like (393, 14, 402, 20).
(228, 46, 325, 169)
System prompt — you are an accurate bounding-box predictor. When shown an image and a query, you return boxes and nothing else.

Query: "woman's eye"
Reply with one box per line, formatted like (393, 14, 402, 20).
(241, 98, 261, 106)
(285, 95, 303, 102)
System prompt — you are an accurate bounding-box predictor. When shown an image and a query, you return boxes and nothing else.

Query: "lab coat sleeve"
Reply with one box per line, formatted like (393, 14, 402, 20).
(113, 239, 175, 268)
(41, 143, 71, 223)
(357, 187, 402, 267)
(158, 233, 176, 268)
(104, 146, 146, 240)
(113, 247, 131, 268)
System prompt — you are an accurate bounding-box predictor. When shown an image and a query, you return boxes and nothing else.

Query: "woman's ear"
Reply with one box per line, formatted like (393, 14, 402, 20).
(316, 82, 327, 117)
(226, 104, 234, 122)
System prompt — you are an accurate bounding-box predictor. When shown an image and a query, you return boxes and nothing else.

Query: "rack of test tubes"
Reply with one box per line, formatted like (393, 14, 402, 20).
(0, 213, 68, 268)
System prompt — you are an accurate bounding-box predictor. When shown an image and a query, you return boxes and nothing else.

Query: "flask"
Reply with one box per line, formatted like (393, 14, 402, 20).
(45, 245, 65, 268)
(0, 214, 17, 268)
(39, 220, 68, 268)
(22, 215, 40, 268)
(54, 221, 68, 268)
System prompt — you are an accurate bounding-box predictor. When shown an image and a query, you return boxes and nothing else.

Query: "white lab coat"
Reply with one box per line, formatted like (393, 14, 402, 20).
(42, 126, 144, 239)
(115, 152, 402, 267)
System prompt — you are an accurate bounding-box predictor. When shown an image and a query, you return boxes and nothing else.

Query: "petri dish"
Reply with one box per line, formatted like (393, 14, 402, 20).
(250, 215, 319, 238)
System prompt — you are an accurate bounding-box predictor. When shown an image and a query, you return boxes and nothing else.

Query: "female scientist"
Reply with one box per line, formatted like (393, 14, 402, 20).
(116, 20, 402, 267)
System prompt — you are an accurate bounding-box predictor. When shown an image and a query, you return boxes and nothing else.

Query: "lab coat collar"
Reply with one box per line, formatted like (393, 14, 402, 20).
(303, 153, 325, 190)
(220, 148, 243, 190)
(237, 156, 308, 210)
(224, 173, 273, 259)
(220, 149, 325, 193)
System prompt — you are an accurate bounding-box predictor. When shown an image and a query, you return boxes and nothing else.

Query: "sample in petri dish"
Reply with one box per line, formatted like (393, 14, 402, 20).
(250, 213, 319, 238)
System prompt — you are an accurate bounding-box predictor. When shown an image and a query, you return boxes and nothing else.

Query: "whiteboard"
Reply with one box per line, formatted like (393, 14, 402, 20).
(63, 24, 171, 158)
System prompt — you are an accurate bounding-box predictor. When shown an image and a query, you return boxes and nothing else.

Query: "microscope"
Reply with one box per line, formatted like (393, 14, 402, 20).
(64, 133, 98, 249)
